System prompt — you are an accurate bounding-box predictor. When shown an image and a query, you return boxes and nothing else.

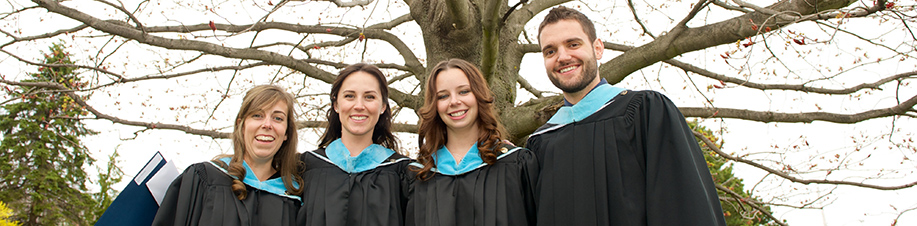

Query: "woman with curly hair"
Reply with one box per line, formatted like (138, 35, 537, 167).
(406, 59, 539, 226)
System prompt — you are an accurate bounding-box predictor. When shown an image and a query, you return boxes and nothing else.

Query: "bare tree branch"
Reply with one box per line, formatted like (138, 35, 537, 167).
(598, 0, 885, 85)
(733, 0, 889, 22)
(506, 0, 570, 39)
(288, 0, 375, 7)
(0, 79, 228, 138)
(48, 2, 420, 76)
(143, 21, 423, 76)
(0, 5, 40, 20)
(626, 0, 656, 39)
(0, 79, 420, 138)
(500, 0, 528, 25)
(523, 41, 915, 95)
(33, 0, 426, 110)
(0, 49, 126, 81)
(109, 62, 272, 84)
(328, 0, 374, 7)
(681, 92, 917, 123)
(371, 13, 415, 29)
(716, 183, 788, 226)
(815, 20, 912, 59)
(711, 0, 751, 13)
(516, 74, 545, 98)
(665, 59, 917, 95)
(235, 0, 295, 37)
(1, 25, 91, 48)
(667, 0, 713, 39)
(387, 72, 414, 84)
(894, 205, 917, 225)
(93, 0, 146, 32)
(694, 130, 917, 190)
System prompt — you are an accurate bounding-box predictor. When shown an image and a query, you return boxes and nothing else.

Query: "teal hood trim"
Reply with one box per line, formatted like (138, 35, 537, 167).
(325, 138, 395, 173)
(547, 84, 625, 125)
(211, 158, 301, 202)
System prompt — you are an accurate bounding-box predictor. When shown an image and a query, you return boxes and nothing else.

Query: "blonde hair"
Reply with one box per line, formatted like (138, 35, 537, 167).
(217, 84, 303, 199)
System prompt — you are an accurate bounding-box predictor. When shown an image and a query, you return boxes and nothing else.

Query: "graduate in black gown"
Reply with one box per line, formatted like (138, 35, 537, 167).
(407, 59, 539, 226)
(298, 63, 412, 226)
(526, 6, 726, 226)
(152, 85, 303, 226)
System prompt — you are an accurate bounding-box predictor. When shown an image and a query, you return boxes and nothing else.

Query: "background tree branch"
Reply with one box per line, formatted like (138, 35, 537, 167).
(695, 130, 917, 190)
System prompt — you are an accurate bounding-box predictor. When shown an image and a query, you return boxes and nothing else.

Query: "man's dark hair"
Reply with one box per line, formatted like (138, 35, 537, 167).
(537, 6, 597, 42)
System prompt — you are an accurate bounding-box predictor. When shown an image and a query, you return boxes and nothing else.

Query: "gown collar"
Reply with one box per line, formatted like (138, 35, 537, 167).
(211, 157, 301, 201)
(414, 143, 522, 176)
(325, 138, 395, 173)
(547, 83, 625, 125)
(433, 143, 485, 175)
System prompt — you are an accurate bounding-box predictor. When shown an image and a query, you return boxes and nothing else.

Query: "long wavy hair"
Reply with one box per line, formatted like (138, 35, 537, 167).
(318, 63, 400, 152)
(214, 84, 303, 200)
(415, 58, 507, 180)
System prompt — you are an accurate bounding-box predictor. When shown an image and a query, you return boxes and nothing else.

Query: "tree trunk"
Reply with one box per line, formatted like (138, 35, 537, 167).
(410, 0, 484, 77)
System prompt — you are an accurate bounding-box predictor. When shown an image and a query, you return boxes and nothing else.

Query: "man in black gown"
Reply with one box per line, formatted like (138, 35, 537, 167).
(526, 6, 727, 226)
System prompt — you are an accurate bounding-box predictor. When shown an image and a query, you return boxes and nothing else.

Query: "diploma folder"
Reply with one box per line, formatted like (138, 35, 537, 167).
(95, 151, 179, 226)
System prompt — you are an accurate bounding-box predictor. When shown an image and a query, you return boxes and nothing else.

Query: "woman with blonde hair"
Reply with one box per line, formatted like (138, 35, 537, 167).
(153, 84, 303, 226)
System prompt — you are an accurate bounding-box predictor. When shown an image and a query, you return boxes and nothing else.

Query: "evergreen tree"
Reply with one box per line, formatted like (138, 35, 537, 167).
(0, 42, 100, 225)
(90, 150, 123, 222)
(690, 120, 779, 226)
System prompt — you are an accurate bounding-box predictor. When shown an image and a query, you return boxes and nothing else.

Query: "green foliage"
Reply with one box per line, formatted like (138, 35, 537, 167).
(689, 120, 778, 226)
(0, 42, 109, 225)
(90, 150, 123, 223)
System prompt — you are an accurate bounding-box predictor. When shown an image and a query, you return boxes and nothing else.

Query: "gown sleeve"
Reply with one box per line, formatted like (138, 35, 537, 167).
(398, 159, 414, 224)
(518, 148, 540, 225)
(401, 160, 416, 210)
(637, 91, 726, 226)
(151, 164, 207, 226)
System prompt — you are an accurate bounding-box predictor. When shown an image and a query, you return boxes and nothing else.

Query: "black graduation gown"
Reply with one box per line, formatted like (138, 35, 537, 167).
(297, 148, 412, 226)
(152, 162, 301, 226)
(526, 89, 726, 226)
(406, 144, 539, 226)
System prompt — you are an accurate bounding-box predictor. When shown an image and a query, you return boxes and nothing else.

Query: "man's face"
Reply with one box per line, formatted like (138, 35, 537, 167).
(539, 19, 604, 94)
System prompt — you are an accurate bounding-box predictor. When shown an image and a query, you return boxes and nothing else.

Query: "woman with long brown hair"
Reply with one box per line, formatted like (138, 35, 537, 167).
(298, 63, 412, 226)
(153, 84, 303, 226)
(406, 58, 539, 226)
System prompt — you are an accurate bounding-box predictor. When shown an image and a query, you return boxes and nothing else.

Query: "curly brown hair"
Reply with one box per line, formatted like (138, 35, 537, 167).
(415, 58, 507, 180)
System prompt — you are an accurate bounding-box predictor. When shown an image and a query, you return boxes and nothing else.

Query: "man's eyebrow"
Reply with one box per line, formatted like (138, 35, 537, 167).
(541, 37, 585, 52)
(541, 44, 555, 52)
(564, 37, 584, 43)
